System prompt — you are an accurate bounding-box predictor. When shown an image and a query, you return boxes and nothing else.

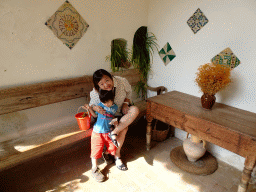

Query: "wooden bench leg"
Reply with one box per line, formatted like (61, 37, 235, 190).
(238, 156, 256, 192)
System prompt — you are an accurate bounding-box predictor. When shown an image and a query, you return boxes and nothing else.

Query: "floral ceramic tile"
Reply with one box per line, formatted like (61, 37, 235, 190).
(45, 1, 89, 49)
(187, 8, 208, 34)
(211, 47, 241, 69)
(159, 42, 176, 66)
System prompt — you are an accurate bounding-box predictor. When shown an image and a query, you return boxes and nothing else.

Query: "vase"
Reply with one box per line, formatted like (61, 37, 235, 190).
(183, 133, 206, 162)
(201, 93, 216, 110)
(120, 60, 131, 69)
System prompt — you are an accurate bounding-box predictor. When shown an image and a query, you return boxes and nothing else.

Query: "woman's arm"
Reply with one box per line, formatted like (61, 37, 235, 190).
(123, 98, 131, 103)
(122, 98, 131, 114)
(121, 77, 132, 114)
(122, 78, 132, 101)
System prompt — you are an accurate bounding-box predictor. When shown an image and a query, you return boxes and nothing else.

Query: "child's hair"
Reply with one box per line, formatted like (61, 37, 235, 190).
(99, 89, 115, 103)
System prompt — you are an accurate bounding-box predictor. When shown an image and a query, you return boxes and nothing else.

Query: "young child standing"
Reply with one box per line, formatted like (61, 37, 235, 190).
(85, 89, 118, 182)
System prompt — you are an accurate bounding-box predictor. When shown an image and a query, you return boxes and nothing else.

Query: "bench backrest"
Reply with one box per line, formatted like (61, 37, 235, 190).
(0, 69, 140, 116)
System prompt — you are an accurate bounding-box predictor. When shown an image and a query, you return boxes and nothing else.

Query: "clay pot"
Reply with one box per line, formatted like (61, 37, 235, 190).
(201, 93, 216, 110)
(183, 133, 206, 162)
(120, 60, 131, 69)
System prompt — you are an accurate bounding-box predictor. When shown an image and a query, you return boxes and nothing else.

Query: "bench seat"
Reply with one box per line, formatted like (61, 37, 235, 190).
(0, 100, 147, 171)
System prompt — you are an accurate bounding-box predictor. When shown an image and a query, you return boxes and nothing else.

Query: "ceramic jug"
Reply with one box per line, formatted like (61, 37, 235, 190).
(183, 133, 206, 162)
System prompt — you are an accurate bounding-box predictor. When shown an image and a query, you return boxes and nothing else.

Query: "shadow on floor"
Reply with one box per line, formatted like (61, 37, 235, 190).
(1, 117, 252, 192)
(0, 117, 154, 192)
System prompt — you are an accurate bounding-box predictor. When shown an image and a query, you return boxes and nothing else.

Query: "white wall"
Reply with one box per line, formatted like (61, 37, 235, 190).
(0, 0, 149, 142)
(0, 0, 149, 88)
(147, 0, 256, 170)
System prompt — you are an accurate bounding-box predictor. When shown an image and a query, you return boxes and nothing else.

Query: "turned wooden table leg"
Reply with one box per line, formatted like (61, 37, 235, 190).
(146, 101, 153, 151)
(238, 156, 256, 192)
(146, 117, 153, 151)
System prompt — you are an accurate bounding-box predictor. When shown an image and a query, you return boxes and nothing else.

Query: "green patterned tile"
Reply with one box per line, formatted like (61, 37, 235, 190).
(159, 42, 176, 66)
(187, 8, 209, 34)
(211, 47, 241, 69)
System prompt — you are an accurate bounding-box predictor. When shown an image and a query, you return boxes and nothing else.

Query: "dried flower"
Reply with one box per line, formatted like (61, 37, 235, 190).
(195, 63, 231, 95)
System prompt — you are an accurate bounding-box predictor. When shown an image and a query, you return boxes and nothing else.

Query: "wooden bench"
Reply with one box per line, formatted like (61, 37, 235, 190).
(0, 69, 165, 171)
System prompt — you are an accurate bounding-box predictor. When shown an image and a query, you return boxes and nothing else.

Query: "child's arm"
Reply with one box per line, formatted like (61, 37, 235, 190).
(84, 104, 97, 118)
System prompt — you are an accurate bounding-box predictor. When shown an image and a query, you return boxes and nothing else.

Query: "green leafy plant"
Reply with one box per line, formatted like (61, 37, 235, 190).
(131, 26, 158, 99)
(106, 39, 131, 72)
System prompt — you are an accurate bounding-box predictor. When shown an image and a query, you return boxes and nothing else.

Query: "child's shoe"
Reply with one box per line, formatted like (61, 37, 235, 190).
(91, 167, 105, 182)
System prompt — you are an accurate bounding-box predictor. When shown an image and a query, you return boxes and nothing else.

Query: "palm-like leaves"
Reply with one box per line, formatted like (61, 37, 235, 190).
(132, 26, 158, 99)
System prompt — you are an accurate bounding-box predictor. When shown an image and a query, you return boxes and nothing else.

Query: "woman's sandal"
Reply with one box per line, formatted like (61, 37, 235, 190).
(115, 157, 128, 171)
(108, 133, 118, 148)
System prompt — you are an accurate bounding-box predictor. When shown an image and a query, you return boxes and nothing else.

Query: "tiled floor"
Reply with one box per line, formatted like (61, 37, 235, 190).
(1, 119, 255, 192)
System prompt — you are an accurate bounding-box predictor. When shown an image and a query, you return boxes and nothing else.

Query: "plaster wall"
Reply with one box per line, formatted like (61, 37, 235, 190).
(0, 0, 149, 88)
(147, 0, 256, 171)
(0, 0, 149, 142)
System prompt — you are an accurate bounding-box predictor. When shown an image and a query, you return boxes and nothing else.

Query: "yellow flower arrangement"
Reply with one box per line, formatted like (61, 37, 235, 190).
(195, 63, 231, 96)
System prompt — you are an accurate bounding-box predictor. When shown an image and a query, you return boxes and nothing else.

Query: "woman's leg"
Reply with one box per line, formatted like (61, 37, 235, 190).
(111, 106, 139, 167)
(114, 127, 128, 169)
(111, 106, 139, 135)
(115, 127, 128, 158)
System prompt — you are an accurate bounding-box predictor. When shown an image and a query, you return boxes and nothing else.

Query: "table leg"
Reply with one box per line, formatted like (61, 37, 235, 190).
(146, 117, 153, 151)
(238, 156, 256, 192)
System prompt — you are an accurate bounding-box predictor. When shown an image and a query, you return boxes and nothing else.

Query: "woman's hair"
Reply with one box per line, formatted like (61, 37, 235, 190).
(93, 69, 113, 92)
(99, 89, 114, 103)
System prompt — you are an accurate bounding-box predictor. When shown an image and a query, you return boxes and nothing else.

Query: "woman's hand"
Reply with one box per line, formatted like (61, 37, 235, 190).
(122, 103, 129, 114)
(93, 105, 106, 114)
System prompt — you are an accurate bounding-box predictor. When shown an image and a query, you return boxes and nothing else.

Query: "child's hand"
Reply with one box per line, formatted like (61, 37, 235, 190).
(84, 104, 90, 110)
(113, 121, 119, 127)
(109, 118, 118, 126)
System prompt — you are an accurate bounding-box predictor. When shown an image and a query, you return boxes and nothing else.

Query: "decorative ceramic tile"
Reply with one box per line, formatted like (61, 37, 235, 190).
(187, 8, 208, 34)
(159, 42, 176, 66)
(211, 47, 241, 69)
(45, 1, 89, 49)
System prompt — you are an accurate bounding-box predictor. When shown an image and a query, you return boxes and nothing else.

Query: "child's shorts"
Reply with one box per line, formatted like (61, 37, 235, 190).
(91, 132, 117, 159)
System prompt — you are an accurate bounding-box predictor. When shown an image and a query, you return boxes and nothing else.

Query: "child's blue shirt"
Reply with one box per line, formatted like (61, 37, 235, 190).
(93, 102, 118, 133)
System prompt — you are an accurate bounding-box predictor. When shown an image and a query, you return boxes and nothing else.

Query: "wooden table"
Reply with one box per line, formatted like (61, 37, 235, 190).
(146, 91, 256, 192)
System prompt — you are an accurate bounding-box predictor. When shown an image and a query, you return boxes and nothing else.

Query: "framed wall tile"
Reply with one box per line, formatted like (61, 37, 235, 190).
(187, 8, 208, 34)
(45, 1, 89, 49)
(211, 47, 241, 69)
(159, 42, 176, 66)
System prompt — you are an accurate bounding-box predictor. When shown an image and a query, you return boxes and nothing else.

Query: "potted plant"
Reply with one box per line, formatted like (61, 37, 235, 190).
(131, 26, 158, 100)
(131, 26, 171, 142)
(195, 63, 231, 109)
(106, 39, 131, 72)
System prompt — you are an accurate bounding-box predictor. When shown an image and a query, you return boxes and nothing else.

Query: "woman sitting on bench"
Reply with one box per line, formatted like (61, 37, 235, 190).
(87, 69, 139, 171)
